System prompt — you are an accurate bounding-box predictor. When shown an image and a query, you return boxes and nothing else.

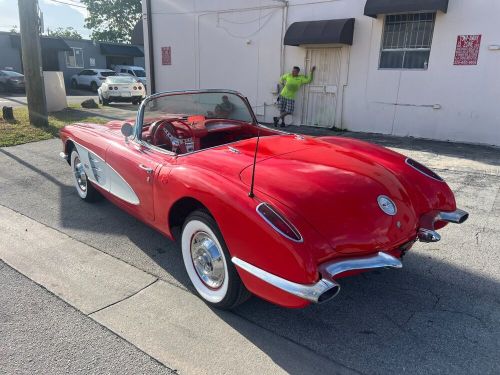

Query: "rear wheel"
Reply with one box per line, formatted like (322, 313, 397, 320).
(70, 150, 101, 202)
(181, 210, 250, 309)
(71, 79, 78, 89)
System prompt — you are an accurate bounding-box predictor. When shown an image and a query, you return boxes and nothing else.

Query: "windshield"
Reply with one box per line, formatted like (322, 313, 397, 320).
(133, 69, 146, 77)
(106, 76, 136, 84)
(143, 92, 255, 124)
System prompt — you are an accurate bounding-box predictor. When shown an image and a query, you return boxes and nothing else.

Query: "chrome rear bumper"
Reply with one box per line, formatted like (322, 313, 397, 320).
(232, 251, 402, 304)
(418, 208, 469, 243)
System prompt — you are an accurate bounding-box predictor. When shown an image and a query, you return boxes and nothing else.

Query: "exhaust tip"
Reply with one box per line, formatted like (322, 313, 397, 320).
(457, 212, 469, 224)
(418, 228, 441, 243)
(317, 284, 341, 303)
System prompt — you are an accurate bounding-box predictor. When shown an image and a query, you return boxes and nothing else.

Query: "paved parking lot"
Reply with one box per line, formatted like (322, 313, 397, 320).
(0, 127, 499, 374)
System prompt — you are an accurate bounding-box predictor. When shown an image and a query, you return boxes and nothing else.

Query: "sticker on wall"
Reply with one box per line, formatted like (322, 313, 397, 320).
(89, 57, 96, 67)
(454, 35, 481, 65)
(162, 47, 172, 65)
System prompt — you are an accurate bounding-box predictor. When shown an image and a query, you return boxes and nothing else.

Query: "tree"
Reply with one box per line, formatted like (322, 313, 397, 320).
(81, 0, 141, 43)
(47, 27, 82, 39)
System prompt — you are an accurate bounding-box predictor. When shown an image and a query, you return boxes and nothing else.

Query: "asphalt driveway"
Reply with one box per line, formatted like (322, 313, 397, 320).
(0, 132, 499, 374)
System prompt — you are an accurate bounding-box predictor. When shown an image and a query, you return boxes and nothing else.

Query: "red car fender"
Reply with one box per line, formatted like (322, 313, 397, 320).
(153, 165, 324, 308)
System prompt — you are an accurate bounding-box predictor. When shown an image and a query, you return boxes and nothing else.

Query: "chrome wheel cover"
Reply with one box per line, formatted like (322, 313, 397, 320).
(73, 156, 87, 192)
(190, 231, 225, 289)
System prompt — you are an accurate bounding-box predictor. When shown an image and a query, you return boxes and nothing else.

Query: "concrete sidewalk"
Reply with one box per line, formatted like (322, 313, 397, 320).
(0, 261, 173, 375)
(0, 204, 354, 375)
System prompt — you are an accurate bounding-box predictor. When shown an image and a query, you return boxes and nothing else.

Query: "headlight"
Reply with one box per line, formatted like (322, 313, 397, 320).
(256, 203, 303, 242)
(406, 158, 443, 182)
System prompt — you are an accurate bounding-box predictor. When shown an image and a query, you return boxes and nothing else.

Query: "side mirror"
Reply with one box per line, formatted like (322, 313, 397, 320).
(121, 122, 134, 141)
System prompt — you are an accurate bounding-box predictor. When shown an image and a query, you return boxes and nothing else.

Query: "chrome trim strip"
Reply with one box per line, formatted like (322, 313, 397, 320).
(320, 251, 402, 279)
(256, 203, 304, 243)
(232, 257, 340, 304)
(437, 209, 469, 224)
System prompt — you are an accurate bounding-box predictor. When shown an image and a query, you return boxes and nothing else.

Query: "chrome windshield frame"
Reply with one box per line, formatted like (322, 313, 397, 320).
(133, 89, 258, 141)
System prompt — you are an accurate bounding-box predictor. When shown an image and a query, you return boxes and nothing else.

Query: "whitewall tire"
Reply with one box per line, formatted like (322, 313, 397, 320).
(181, 210, 250, 309)
(70, 150, 101, 202)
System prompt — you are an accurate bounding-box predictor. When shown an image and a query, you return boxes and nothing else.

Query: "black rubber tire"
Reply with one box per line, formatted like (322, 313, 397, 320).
(70, 149, 102, 203)
(182, 210, 251, 310)
(90, 81, 98, 92)
(101, 96, 109, 106)
(71, 79, 78, 89)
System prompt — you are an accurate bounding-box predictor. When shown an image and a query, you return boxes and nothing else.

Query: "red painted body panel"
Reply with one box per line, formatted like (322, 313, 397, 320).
(59, 117, 459, 308)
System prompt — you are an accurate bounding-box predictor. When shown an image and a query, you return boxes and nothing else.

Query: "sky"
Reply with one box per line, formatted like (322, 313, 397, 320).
(0, 0, 90, 38)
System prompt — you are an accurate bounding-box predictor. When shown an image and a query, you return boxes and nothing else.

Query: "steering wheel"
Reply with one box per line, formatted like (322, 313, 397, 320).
(151, 119, 196, 154)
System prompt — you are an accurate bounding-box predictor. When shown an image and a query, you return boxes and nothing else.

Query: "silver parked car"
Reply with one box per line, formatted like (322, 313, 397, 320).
(0, 70, 25, 93)
(70, 69, 116, 92)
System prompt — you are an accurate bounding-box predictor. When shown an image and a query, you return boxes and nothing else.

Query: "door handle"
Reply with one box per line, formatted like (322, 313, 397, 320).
(138, 164, 153, 174)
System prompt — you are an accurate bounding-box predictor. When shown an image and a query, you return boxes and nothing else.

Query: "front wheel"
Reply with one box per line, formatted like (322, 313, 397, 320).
(181, 210, 250, 309)
(90, 81, 98, 92)
(70, 150, 101, 202)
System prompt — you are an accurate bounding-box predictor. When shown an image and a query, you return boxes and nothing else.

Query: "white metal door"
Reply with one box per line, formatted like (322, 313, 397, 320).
(302, 48, 342, 128)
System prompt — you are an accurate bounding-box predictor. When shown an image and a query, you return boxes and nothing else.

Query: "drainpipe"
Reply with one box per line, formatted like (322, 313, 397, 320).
(275, 0, 288, 76)
(145, 0, 156, 94)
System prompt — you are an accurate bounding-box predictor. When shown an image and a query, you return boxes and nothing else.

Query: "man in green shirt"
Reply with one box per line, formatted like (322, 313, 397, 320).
(274, 65, 316, 127)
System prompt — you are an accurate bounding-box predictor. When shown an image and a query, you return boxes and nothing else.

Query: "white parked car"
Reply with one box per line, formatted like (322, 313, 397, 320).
(97, 75, 145, 105)
(71, 69, 116, 92)
(114, 65, 147, 86)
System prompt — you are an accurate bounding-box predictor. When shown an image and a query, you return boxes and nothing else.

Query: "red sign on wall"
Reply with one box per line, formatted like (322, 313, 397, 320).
(454, 35, 481, 65)
(162, 47, 172, 65)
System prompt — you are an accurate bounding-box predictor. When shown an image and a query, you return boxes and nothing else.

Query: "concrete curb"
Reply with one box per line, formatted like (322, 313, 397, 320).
(0, 205, 355, 375)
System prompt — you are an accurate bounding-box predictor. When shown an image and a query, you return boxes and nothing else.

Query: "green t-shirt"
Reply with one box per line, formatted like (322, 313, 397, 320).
(279, 73, 312, 100)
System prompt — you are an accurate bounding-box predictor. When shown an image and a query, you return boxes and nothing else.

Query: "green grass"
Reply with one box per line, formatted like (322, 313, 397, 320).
(0, 106, 107, 147)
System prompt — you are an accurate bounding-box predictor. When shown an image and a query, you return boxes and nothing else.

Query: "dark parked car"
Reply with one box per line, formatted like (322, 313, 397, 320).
(0, 70, 25, 93)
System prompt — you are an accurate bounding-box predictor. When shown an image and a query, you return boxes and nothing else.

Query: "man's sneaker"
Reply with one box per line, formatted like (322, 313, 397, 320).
(273, 117, 279, 127)
(280, 120, 286, 128)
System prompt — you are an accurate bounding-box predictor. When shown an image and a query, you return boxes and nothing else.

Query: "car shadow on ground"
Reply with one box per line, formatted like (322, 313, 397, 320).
(0, 142, 498, 374)
(65, 197, 499, 374)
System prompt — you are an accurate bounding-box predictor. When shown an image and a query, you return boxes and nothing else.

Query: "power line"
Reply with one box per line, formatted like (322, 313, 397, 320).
(45, 0, 87, 9)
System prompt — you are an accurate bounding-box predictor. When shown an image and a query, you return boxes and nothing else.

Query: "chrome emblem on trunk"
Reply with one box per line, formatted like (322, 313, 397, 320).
(378, 195, 397, 216)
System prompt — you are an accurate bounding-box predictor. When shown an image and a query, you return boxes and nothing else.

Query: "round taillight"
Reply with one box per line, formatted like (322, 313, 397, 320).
(406, 158, 443, 181)
(114, 86, 118, 90)
(133, 86, 137, 90)
(108, 86, 113, 90)
(138, 85, 143, 90)
(257, 203, 302, 242)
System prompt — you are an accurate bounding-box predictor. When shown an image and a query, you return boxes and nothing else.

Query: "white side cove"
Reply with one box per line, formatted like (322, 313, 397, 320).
(74, 143, 140, 205)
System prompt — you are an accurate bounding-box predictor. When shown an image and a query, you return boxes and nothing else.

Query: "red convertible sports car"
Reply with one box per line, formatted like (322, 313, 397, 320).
(59, 89, 468, 309)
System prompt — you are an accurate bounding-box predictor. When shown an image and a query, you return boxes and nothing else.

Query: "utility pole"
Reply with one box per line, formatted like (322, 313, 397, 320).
(18, 0, 48, 127)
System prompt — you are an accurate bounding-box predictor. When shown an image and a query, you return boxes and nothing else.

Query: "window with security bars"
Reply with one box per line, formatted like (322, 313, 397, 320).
(379, 13, 436, 70)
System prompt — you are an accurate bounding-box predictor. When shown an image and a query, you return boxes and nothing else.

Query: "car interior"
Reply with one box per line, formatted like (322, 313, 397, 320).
(141, 116, 278, 154)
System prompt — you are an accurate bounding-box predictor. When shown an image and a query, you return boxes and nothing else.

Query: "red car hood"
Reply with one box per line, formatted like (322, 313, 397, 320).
(240, 140, 418, 257)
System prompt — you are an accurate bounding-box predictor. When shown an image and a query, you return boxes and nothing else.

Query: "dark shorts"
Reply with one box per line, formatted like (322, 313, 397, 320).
(278, 96, 295, 114)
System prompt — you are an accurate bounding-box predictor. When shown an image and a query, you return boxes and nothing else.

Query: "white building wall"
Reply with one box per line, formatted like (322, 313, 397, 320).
(144, 0, 500, 146)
